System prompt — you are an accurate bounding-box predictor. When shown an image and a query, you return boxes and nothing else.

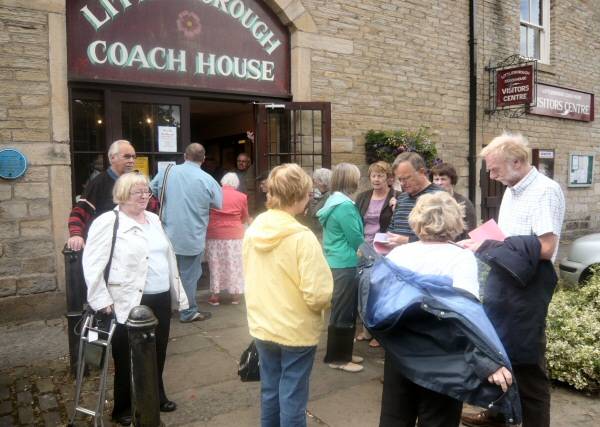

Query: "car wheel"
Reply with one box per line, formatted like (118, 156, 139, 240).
(579, 263, 600, 284)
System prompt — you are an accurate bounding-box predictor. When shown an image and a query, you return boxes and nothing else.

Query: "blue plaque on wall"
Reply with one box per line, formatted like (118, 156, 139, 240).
(0, 148, 28, 179)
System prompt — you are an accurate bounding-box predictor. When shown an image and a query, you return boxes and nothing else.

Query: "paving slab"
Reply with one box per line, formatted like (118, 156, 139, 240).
(0, 299, 598, 426)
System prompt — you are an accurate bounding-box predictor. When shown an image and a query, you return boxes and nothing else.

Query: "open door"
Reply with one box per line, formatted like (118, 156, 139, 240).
(254, 102, 331, 180)
(480, 159, 506, 222)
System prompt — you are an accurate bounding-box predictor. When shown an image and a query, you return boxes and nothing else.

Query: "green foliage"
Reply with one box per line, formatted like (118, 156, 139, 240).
(546, 274, 600, 392)
(364, 127, 439, 167)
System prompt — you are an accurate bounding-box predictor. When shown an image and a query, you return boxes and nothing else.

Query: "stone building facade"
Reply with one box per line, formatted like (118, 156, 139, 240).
(0, 0, 599, 319)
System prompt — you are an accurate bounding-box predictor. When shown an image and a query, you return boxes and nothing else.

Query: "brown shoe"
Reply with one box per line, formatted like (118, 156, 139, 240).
(461, 410, 505, 427)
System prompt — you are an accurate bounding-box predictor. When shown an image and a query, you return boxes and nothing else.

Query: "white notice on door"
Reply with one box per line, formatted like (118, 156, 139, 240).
(157, 161, 176, 174)
(158, 126, 177, 152)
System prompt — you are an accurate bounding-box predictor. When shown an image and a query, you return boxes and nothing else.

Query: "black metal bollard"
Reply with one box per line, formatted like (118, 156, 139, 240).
(127, 306, 163, 427)
(63, 245, 88, 376)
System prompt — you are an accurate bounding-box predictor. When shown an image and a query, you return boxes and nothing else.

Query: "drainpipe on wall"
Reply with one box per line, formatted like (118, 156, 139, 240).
(468, 0, 477, 203)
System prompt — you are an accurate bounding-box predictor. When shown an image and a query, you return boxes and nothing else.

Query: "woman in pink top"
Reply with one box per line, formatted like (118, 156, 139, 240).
(206, 172, 250, 306)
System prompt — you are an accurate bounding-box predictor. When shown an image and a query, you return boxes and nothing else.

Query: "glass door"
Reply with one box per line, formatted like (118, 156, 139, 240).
(70, 89, 107, 198)
(111, 92, 190, 178)
(255, 102, 331, 178)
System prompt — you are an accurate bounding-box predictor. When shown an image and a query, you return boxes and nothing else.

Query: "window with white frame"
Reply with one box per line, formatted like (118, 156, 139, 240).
(520, 0, 550, 63)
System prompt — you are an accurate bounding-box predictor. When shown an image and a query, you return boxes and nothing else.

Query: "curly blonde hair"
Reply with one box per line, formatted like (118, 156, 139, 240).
(409, 192, 465, 241)
(266, 164, 312, 210)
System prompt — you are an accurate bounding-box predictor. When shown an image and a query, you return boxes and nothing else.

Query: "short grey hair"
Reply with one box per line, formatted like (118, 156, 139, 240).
(392, 152, 425, 173)
(221, 172, 240, 189)
(312, 168, 332, 190)
(107, 140, 132, 164)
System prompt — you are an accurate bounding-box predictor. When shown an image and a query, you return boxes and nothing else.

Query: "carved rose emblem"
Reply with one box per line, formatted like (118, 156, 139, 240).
(177, 10, 201, 39)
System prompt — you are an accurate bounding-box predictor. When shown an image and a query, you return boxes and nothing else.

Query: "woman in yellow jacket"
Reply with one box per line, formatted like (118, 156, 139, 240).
(243, 164, 334, 427)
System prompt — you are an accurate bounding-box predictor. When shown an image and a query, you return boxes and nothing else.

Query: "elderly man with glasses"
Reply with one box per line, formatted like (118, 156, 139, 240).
(385, 152, 443, 247)
(67, 139, 159, 251)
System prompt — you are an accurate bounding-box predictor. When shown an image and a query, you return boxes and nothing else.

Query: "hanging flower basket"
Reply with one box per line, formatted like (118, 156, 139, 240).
(365, 127, 439, 168)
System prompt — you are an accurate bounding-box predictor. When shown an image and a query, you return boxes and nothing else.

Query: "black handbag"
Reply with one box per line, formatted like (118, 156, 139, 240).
(238, 340, 260, 382)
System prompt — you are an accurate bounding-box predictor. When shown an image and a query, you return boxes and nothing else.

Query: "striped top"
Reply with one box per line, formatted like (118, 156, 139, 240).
(386, 184, 443, 240)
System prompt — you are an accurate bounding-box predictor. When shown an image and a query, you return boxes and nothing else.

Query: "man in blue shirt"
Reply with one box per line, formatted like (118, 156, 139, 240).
(151, 143, 223, 322)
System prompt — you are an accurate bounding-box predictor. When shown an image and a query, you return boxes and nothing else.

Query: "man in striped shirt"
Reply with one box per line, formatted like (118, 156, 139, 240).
(386, 152, 443, 247)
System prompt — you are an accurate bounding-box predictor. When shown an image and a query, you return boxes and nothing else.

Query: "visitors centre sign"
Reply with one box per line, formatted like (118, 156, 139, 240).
(67, 0, 290, 97)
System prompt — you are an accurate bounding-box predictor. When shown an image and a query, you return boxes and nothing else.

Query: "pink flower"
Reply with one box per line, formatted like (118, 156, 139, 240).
(177, 10, 201, 39)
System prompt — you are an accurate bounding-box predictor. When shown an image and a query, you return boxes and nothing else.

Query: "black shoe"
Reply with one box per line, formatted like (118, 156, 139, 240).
(112, 414, 132, 426)
(160, 400, 177, 412)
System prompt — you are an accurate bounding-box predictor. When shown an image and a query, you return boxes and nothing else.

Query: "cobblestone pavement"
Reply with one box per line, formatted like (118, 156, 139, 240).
(0, 291, 598, 426)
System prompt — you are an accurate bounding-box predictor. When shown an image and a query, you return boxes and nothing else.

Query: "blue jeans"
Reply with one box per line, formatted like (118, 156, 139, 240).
(254, 340, 316, 427)
(176, 253, 203, 321)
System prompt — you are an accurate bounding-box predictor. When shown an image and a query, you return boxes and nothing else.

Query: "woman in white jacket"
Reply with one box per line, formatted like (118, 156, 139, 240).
(82, 172, 188, 426)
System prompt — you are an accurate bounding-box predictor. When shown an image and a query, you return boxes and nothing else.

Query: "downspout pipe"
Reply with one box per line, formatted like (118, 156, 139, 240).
(468, 0, 477, 203)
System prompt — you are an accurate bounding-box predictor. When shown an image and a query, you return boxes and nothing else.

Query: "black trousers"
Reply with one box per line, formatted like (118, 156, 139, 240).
(379, 353, 462, 427)
(111, 291, 171, 418)
(513, 362, 551, 427)
(324, 267, 358, 364)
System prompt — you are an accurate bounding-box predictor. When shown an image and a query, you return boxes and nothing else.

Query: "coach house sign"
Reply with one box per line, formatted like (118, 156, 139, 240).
(67, 0, 290, 97)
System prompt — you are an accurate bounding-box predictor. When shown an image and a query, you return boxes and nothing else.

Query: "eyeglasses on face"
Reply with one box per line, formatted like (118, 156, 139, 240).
(396, 174, 415, 183)
(130, 189, 152, 197)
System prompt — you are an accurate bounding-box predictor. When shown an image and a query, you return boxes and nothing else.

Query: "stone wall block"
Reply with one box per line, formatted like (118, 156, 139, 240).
(27, 200, 50, 217)
(0, 0, 65, 14)
(21, 166, 49, 182)
(11, 129, 50, 142)
(20, 95, 49, 107)
(16, 274, 57, 295)
(0, 201, 27, 219)
(0, 183, 12, 201)
(332, 137, 354, 153)
(20, 256, 55, 274)
(3, 239, 54, 259)
(48, 11, 69, 143)
(0, 221, 18, 238)
(14, 182, 49, 200)
(8, 106, 50, 119)
(0, 259, 20, 276)
(0, 143, 70, 166)
(20, 219, 51, 237)
(0, 277, 17, 298)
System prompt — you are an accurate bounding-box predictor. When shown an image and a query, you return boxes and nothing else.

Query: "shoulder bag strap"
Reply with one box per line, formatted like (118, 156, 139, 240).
(158, 164, 174, 221)
(103, 210, 119, 284)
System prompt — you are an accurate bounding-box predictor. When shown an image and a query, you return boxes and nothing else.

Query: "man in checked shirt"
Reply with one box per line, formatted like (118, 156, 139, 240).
(461, 133, 565, 427)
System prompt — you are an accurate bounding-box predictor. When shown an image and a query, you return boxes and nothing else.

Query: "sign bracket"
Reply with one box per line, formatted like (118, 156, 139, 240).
(485, 55, 538, 118)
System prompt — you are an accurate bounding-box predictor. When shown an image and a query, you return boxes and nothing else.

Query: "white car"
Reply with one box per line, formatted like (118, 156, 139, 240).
(559, 233, 600, 285)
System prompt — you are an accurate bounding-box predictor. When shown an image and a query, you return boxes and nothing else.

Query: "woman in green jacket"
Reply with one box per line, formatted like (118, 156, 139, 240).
(318, 163, 365, 373)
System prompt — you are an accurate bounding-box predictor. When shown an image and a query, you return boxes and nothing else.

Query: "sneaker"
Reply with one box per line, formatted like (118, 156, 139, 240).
(207, 295, 220, 306)
(180, 311, 212, 323)
(351, 355, 364, 364)
(231, 294, 241, 305)
(328, 362, 364, 373)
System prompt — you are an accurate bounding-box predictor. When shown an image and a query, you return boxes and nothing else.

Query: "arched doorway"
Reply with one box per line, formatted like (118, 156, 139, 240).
(66, 0, 330, 210)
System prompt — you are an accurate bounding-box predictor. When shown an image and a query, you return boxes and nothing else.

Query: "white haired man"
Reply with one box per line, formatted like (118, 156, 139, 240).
(67, 140, 142, 251)
(461, 133, 565, 427)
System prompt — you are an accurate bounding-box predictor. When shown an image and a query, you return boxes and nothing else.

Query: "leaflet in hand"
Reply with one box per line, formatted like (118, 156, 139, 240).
(373, 233, 391, 255)
(468, 219, 506, 243)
